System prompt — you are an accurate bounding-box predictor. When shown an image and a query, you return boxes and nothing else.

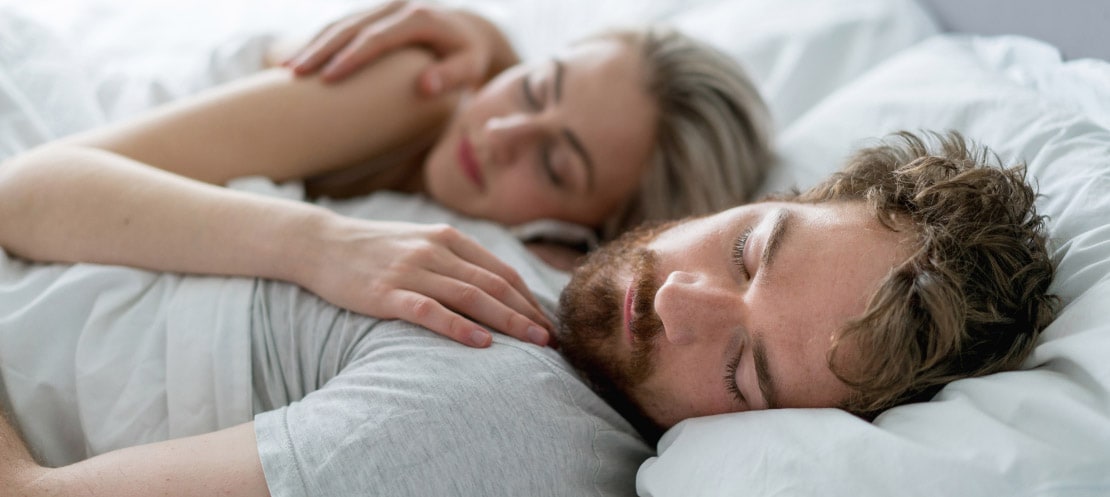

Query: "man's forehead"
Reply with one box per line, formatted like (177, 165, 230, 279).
(650, 200, 903, 252)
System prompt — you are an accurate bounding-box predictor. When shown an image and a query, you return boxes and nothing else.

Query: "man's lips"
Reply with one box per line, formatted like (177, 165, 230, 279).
(457, 136, 484, 189)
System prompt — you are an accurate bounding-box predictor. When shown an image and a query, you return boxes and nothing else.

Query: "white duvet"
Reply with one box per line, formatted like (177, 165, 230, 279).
(2, 0, 1108, 495)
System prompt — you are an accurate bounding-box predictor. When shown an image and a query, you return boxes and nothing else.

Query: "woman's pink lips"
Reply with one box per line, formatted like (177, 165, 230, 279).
(623, 280, 636, 344)
(457, 136, 484, 189)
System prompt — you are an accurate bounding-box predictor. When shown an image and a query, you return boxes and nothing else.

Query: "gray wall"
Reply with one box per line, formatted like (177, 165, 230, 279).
(916, 0, 1110, 61)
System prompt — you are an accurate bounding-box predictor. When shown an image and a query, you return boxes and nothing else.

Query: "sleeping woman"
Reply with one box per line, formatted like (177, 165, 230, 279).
(0, 2, 773, 347)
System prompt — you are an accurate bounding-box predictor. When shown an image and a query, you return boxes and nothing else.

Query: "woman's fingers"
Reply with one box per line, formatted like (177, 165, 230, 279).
(418, 52, 486, 95)
(431, 258, 553, 338)
(406, 272, 552, 347)
(303, 218, 558, 348)
(435, 227, 551, 326)
(287, 1, 492, 91)
(288, 2, 404, 75)
(318, 13, 431, 82)
(393, 229, 555, 344)
(289, 22, 364, 75)
(386, 288, 494, 347)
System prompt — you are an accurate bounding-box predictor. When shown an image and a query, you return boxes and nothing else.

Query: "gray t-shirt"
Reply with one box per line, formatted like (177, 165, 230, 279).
(0, 184, 652, 496)
(249, 280, 650, 497)
(249, 186, 652, 496)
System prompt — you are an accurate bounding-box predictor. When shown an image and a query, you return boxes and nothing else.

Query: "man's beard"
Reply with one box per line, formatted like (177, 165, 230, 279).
(557, 220, 677, 441)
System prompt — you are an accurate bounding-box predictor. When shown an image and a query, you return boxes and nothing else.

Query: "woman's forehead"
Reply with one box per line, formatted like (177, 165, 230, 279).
(558, 42, 655, 171)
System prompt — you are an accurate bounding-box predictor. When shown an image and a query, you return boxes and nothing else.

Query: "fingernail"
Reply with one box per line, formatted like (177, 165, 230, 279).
(470, 329, 492, 347)
(527, 326, 548, 346)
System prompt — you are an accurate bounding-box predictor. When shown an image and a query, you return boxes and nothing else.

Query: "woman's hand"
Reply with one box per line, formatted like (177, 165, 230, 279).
(0, 145, 552, 349)
(299, 216, 554, 347)
(285, 0, 518, 95)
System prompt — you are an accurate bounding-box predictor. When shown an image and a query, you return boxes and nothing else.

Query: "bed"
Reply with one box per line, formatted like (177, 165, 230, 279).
(2, 0, 1109, 495)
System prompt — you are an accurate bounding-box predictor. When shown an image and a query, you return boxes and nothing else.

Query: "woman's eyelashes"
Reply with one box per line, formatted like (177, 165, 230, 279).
(540, 142, 564, 188)
(521, 75, 569, 190)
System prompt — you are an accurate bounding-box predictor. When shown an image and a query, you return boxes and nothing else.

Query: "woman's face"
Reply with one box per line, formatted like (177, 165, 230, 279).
(423, 38, 658, 228)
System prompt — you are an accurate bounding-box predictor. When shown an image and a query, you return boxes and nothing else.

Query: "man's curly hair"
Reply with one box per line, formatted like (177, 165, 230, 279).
(795, 130, 1058, 417)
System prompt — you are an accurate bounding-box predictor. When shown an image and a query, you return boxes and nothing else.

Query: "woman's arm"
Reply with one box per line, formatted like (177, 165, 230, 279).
(0, 49, 553, 346)
(0, 47, 449, 269)
(62, 48, 456, 185)
(0, 144, 325, 283)
(0, 147, 552, 346)
(283, 1, 520, 95)
(2, 417, 269, 497)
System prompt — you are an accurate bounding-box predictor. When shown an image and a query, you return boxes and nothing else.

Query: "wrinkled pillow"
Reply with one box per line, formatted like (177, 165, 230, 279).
(638, 34, 1110, 497)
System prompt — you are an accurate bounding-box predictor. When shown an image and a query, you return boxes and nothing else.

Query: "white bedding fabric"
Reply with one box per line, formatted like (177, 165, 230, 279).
(2, 0, 1109, 496)
(640, 34, 1110, 497)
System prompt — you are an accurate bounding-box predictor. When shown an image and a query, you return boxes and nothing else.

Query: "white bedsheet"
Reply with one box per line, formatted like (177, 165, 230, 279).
(0, 0, 938, 154)
(0, 247, 254, 465)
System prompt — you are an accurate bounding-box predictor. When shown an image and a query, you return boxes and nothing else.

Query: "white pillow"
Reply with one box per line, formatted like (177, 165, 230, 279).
(638, 35, 1110, 496)
(1, 0, 936, 132)
(0, 0, 366, 121)
(671, 0, 937, 129)
(465, 0, 938, 130)
(0, 8, 106, 158)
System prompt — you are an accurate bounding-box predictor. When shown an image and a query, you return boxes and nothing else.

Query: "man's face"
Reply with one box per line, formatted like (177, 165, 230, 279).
(558, 201, 913, 429)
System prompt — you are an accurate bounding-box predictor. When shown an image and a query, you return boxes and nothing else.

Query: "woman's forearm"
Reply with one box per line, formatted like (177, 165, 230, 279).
(0, 138, 558, 348)
(60, 51, 455, 187)
(0, 144, 326, 283)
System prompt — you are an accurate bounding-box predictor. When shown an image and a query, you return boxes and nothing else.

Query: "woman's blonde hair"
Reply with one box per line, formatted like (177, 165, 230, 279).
(595, 26, 775, 242)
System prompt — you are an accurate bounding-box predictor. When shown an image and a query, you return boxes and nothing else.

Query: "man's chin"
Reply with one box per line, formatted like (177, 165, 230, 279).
(555, 223, 672, 442)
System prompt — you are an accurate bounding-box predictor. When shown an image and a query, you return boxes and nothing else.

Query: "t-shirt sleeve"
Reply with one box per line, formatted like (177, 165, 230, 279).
(253, 325, 651, 497)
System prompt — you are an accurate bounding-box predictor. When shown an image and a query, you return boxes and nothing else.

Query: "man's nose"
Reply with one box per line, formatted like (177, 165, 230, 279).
(654, 270, 737, 345)
(483, 113, 551, 165)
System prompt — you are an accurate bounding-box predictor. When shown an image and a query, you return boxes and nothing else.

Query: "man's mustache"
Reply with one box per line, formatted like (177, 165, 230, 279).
(629, 249, 664, 343)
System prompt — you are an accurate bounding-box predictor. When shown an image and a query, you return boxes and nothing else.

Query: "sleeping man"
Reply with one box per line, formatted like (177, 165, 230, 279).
(0, 131, 1056, 496)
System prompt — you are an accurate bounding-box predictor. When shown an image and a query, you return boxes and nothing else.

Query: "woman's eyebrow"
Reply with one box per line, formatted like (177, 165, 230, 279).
(563, 130, 595, 192)
(552, 59, 597, 192)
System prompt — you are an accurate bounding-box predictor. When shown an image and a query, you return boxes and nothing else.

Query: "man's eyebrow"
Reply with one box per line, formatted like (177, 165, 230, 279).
(553, 59, 596, 192)
(750, 209, 791, 409)
(761, 209, 793, 276)
(753, 333, 779, 409)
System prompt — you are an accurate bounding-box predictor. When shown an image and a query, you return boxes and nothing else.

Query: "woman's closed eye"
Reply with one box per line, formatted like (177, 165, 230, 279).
(540, 142, 565, 188)
(522, 75, 570, 190)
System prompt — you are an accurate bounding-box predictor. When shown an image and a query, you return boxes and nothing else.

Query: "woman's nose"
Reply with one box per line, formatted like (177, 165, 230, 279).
(654, 271, 737, 346)
(483, 113, 548, 165)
